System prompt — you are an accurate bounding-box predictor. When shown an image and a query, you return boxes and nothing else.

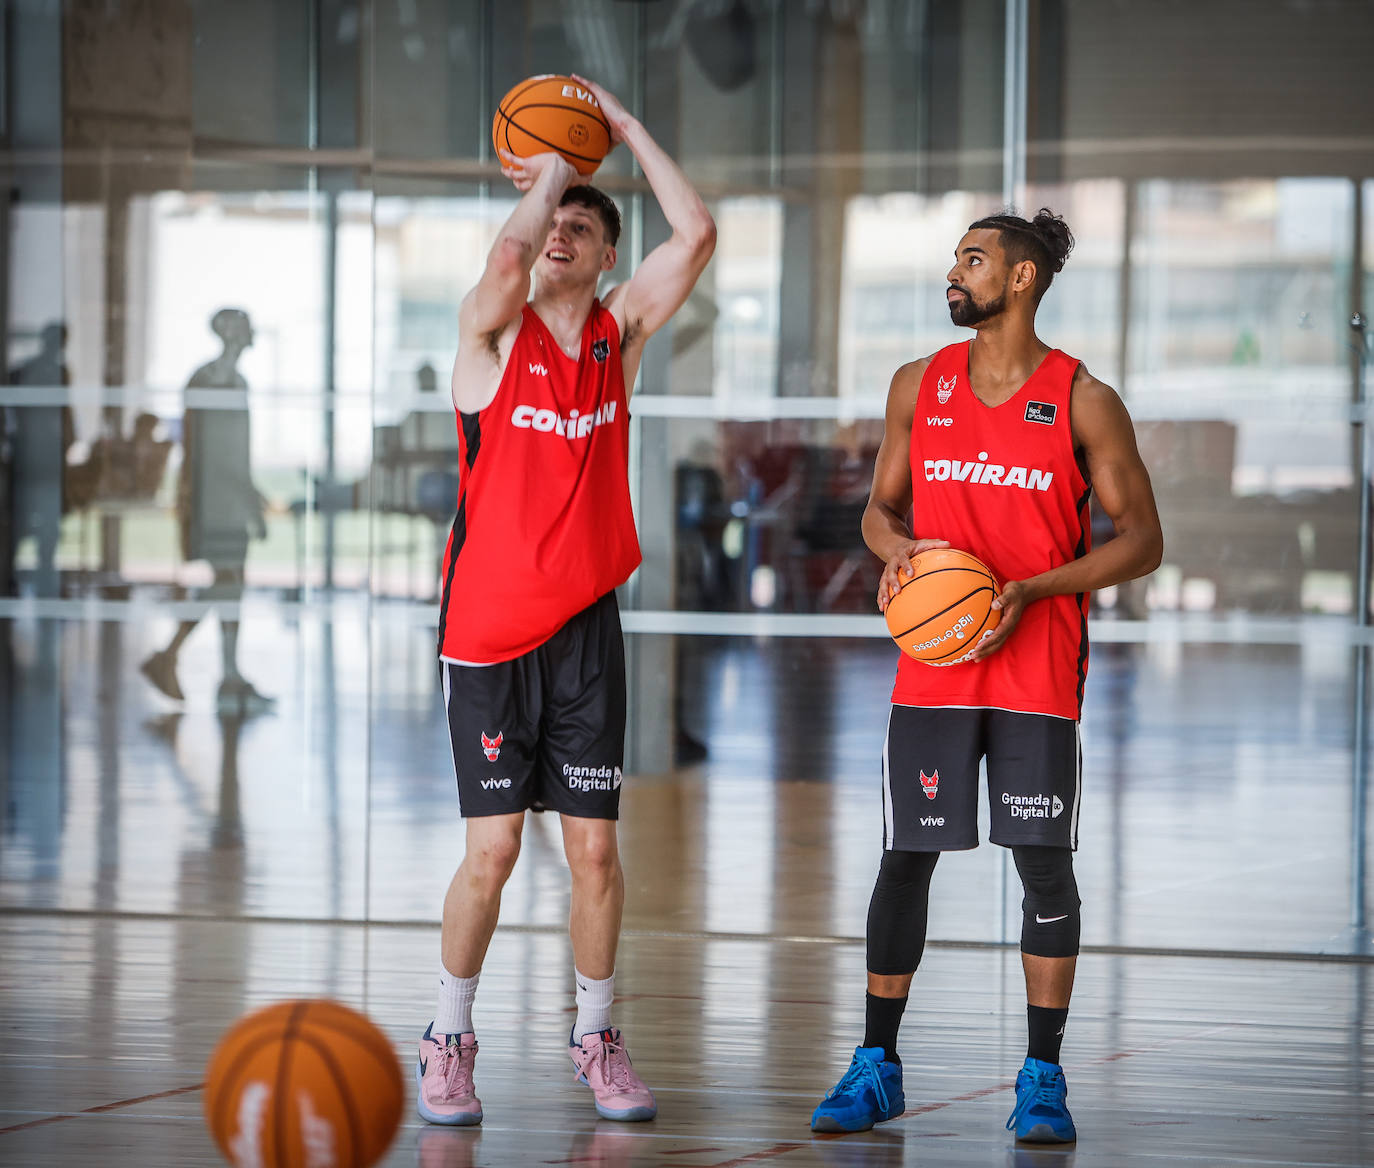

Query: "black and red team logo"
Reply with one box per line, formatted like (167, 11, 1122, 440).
(481, 731, 504, 762)
(919, 770, 939, 800)
(592, 337, 610, 363)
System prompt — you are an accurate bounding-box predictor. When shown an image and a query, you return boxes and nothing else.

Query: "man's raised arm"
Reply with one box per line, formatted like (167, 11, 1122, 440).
(456, 153, 580, 348)
(573, 76, 716, 345)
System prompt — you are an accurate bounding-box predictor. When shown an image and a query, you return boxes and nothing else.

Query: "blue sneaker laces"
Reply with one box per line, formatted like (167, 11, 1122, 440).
(1005, 1063, 1066, 1132)
(824, 1053, 891, 1113)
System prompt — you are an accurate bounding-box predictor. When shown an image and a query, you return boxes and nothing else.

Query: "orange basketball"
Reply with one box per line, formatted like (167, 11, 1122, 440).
(884, 547, 1002, 665)
(492, 74, 613, 176)
(204, 999, 403, 1168)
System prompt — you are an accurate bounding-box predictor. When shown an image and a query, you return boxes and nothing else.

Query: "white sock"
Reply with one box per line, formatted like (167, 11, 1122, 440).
(435, 966, 478, 1036)
(573, 969, 615, 1043)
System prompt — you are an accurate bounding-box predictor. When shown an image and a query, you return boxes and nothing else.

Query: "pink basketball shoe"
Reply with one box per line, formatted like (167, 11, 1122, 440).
(417, 1023, 482, 1126)
(568, 1027, 657, 1121)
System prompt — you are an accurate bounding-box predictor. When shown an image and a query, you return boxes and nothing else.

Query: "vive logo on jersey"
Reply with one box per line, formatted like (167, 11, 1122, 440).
(926, 416, 953, 427)
(511, 400, 617, 439)
(923, 451, 1054, 492)
(919, 815, 945, 827)
(936, 374, 956, 404)
(592, 337, 610, 363)
(564, 763, 623, 794)
(1002, 792, 1065, 820)
(919, 770, 940, 800)
(480, 730, 503, 762)
(480, 776, 513, 790)
(528, 362, 549, 377)
(1024, 400, 1057, 426)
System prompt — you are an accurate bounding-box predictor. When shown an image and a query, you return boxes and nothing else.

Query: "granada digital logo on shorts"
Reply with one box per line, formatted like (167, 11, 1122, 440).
(564, 763, 623, 793)
(1002, 793, 1065, 820)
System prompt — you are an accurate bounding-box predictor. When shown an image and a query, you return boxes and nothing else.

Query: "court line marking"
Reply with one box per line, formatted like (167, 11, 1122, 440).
(0, 1083, 204, 1136)
(891, 1022, 1236, 1126)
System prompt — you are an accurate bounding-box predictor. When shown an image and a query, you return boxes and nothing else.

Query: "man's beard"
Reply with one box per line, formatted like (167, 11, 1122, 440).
(948, 288, 1006, 326)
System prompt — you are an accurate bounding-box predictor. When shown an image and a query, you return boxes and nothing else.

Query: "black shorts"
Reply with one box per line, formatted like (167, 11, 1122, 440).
(883, 705, 1081, 852)
(441, 592, 626, 820)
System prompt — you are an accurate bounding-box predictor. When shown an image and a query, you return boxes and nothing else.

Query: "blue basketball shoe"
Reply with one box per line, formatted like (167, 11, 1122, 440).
(1006, 1056, 1076, 1143)
(810, 1046, 904, 1132)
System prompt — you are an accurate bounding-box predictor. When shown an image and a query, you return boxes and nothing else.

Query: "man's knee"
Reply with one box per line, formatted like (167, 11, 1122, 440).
(463, 818, 524, 887)
(1013, 845, 1080, 959)
(563, 819, 621, 882)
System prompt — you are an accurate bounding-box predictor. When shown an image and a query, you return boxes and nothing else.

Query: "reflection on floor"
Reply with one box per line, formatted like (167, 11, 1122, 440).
(2, 918, 1371, 1166)
(1, 601, 1372, 1164)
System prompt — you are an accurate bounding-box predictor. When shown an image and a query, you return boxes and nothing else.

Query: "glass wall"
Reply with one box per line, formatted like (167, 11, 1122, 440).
(2, 0, 1370, 955)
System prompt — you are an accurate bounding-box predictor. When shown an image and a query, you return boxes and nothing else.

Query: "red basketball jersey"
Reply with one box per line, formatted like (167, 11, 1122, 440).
(438, 301, 641, 664)
(893, 341, 1092, 719)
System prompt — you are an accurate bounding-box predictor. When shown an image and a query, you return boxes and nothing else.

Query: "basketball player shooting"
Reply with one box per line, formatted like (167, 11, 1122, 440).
(811, 210, 1163, 1143)
(417, 76, 715, 1127)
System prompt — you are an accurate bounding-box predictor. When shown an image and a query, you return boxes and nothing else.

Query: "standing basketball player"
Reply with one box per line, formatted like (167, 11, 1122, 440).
(417, 76, 715, 1127)
(810, 210, 1162, 1143)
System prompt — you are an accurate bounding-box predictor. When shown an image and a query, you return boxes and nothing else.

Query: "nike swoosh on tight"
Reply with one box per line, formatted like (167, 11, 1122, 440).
(1035, 914, 1069, 924)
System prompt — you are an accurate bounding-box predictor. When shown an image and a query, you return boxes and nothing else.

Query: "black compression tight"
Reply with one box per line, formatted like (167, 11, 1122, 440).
(866, 845, 1081, 974)
(866, 849, 940, 975)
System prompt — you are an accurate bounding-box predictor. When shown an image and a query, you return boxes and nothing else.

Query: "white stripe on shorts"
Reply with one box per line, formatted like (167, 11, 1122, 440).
(440, 664, 460, 781)
(881, 713, 894, 849)
(1070, 722, 1083, 848)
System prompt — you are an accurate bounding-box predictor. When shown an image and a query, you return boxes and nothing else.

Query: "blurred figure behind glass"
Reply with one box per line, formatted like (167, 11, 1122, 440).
(6, 322, 74, 598)
(140, 308, 273, 716)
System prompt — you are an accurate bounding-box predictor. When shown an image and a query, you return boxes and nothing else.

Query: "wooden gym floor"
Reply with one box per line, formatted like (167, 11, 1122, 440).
(1, 606, 1372, 1165)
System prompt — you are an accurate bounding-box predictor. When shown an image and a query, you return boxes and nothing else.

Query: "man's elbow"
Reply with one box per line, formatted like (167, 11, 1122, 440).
(1138, 527, 1164, 577)
(685, 215, 717, 263)
(490, 236, 534, 280)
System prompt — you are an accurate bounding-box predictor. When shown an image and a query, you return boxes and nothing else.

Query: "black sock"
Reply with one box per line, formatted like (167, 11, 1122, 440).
(1027, 1004, 1069, 1065)
(863, 992, 907, 1064)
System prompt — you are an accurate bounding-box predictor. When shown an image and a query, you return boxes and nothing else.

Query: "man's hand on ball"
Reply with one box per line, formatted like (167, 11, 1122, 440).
(877, 538, 950, 613)
(497, 150, 583, 192)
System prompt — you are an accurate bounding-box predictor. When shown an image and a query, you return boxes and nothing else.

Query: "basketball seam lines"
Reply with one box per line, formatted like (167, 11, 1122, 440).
(299, 1015, 401, 1074)
(491, 118, 606, 166)
(930, 596, 1000, 661)
(502, 101, 611, 134)
(296, 1031, 366, 1167)
(274, 1002, 308, 1168)
(208, 1028, 282, 1145)
(499, 75, 553, 114)
(891, 584, 995, 641)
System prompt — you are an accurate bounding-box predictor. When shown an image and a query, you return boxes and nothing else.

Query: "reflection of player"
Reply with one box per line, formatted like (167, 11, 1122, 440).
(811, 211, 1163, 1143)
(417, 75, 715, 1127)
(7, 322, 73, 597)
(141, 309, 273, 715)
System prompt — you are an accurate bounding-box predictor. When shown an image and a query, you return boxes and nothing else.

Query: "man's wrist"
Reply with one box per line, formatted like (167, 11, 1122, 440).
(616, 116, 649, 151)
(1017, 575, 1050, 604)
(876, 538, 915, 564)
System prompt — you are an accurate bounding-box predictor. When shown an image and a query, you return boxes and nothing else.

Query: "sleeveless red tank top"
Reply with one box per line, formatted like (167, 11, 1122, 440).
(438, 301, 641, 664)
(892, 341, 1092, 719)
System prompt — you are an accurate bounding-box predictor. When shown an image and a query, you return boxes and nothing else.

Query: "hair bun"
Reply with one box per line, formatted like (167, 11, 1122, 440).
(1030, 208, 1074, 273)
